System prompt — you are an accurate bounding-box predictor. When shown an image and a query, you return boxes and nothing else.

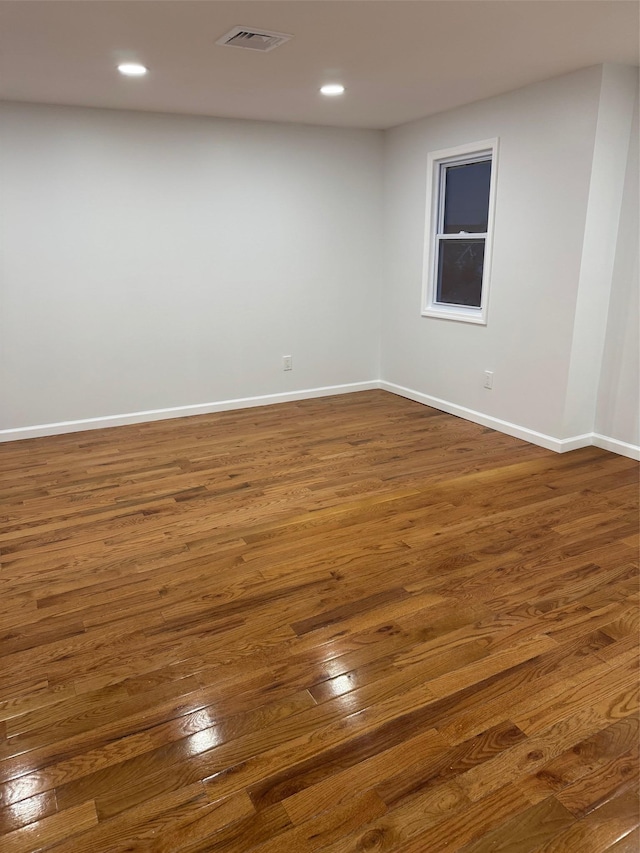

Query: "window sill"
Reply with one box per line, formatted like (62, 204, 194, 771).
(422, 306, 487, 325)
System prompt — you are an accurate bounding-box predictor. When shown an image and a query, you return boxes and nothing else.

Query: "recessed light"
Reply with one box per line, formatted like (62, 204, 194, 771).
(117, 63, 148, 77)
(320, 84, 345, 97)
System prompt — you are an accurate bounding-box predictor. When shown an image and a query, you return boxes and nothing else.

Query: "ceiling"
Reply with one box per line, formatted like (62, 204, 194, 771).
(0, 1, 638, 130)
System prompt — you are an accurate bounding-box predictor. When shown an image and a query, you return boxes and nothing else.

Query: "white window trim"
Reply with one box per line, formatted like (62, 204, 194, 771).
(421, 138, 499, 325)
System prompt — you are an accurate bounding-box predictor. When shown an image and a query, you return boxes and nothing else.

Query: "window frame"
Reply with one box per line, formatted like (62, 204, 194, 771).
(421, 138, 499, 325)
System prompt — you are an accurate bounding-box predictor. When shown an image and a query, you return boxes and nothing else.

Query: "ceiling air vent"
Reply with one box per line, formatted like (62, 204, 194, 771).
(216, 26, 292, 52)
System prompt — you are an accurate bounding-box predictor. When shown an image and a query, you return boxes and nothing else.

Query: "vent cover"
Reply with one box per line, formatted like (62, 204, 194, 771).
(216, 26, 292, 52)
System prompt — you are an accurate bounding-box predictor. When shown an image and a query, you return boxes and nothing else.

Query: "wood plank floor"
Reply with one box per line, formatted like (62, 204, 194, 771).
(0, 390, 638, 853)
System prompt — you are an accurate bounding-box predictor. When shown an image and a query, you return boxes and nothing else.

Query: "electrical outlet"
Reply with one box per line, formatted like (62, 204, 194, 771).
(484, 370, 494, 390)
(283, 355, 293, 371)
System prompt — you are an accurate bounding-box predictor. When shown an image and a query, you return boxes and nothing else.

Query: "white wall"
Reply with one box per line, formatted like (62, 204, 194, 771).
(0, 103, 383, 433)
(1, 68, 638, 455)
(380, 66, 604, 441)
(595, 91, 640, 449)
(563, 64, 638, 439)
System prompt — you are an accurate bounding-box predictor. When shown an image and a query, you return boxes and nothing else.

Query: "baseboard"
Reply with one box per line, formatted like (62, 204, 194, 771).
(592, 433, 640, 461)
(379, 381, 594, 454)
(3, 381, 638, 460)
(0, 381, 379, 443)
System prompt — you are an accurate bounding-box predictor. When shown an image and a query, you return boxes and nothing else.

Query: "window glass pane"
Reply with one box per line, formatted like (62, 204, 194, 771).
(436, 239, 485, 307)
(443, 160, 491, 234)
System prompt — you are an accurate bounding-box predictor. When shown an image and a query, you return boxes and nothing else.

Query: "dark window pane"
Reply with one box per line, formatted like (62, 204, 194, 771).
(443, 160, 491, 234)
(436, 239, 485, 307)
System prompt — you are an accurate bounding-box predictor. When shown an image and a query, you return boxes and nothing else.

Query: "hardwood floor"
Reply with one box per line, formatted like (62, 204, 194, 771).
(0, 389, 638, 853)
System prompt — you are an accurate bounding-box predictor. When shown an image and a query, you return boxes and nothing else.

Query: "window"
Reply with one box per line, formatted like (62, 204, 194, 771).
(422, 139, 498, 324)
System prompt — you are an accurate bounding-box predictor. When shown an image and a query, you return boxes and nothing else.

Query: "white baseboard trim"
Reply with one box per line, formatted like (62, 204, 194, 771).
(0, 381, 379, 443)
(3, 381, 638, 460)
(379, 381, 595, 454)
(592, 433, 640, 461)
